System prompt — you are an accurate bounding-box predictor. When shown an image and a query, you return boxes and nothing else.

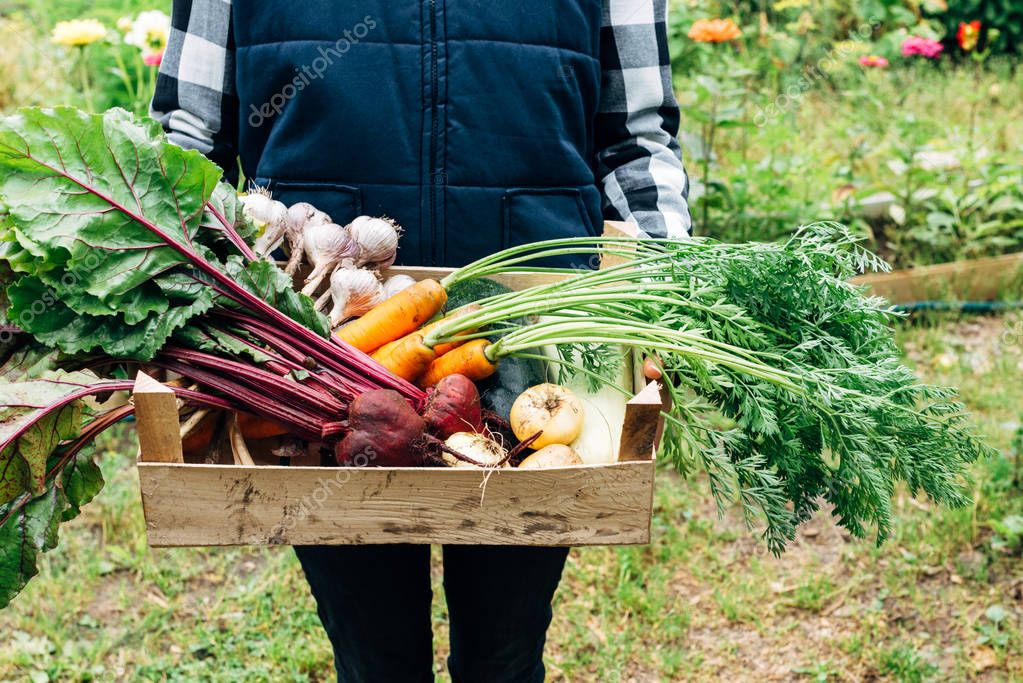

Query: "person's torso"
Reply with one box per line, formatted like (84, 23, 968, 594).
(233, 0, 604, 268)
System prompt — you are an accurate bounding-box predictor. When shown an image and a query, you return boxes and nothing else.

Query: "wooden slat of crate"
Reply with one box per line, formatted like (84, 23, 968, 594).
(137, 460, 653, 547)
(850, 252, 1023, 304)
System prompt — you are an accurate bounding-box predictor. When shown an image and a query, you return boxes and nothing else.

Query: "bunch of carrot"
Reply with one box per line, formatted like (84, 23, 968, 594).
(335, 279, 493, 386)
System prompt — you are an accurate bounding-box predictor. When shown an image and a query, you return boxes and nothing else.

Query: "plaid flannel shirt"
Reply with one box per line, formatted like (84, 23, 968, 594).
(153, 0, 691, 238)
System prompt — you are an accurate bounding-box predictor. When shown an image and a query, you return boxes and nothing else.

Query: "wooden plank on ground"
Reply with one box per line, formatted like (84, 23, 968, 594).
(851, 252, 1023, 304)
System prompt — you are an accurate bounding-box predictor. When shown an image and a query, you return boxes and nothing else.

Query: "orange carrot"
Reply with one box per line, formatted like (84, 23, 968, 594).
(334, 279, 447, 353)
(431, 304, 481, 356)
(237, 411, 291, 440)
(374, 334, 437, 381)
(370, 337, 402, 362)
(418, 339, 498, 388)
(182, 412, 218, 456)
(371, 303, 481, 362)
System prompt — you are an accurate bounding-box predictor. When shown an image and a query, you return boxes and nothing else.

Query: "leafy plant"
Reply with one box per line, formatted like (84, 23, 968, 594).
(876, 644, 938, 682)
(988, 515, 1023, 555)
(859, 151, 1023, 267)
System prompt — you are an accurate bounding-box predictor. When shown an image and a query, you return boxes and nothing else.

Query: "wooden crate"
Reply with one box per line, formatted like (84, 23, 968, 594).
(134, 230, 662, 548)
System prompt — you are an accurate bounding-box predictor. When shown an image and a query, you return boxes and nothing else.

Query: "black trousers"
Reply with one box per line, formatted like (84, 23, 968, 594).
(294, 545, 569, 683)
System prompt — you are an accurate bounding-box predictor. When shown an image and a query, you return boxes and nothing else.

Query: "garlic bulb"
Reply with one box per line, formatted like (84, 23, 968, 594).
(243, 188, 290, 256)
(287, 202, 331, 232)
(382, 274, 417, 299)
(282, 202, 331, 275)
(348, 216, 401, 269)
(327, 264, 385, 326)
(300, 222, 361, 296)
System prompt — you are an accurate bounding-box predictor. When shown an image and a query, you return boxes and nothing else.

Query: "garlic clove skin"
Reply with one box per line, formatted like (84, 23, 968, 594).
(348, 216, 401, 269)
(382, 274, 417, 299)
(327, 265, 385, 326)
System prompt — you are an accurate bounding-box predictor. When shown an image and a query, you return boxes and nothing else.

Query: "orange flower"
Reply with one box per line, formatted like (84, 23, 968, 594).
(957, 20, 981, 52)
(688, 18, 742, 43)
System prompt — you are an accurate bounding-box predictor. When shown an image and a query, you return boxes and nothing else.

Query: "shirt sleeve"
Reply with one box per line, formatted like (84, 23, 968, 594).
(596, 0, 691, 239)
(150, 0, 239, 181)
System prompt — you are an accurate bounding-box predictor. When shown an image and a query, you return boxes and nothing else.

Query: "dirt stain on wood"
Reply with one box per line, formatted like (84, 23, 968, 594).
(382, 523, 435, 535)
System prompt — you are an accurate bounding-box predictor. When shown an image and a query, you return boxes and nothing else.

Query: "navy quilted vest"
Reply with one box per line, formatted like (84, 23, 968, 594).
(232, 0, 603, 268)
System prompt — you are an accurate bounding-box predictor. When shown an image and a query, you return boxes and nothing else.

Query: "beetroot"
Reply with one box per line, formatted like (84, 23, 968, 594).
(335, 389, 427, 467)
(423, 374, 483, 439)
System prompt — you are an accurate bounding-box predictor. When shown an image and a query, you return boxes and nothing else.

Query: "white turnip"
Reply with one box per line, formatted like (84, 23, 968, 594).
(442, 432, 507, 468)
(509, 383, 584, 449)
(518, 444, 583, 468)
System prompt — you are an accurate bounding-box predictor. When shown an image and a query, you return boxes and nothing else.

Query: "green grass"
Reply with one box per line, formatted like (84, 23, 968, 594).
(2, 314, 1021, 681)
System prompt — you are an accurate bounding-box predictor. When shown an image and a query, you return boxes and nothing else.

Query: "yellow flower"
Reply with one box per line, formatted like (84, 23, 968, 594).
(116, 16, 134, 33)
(773, 0, 810, 10)
(688, 18, 742, 43)
(51, 19, 107, 47)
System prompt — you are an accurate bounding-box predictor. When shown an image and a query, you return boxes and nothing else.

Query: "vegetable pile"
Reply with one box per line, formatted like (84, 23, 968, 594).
(0, 107, 994, 608)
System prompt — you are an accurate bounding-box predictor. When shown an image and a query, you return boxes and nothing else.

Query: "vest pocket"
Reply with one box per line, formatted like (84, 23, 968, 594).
(501, 187, 597, 269)
(256, 180, 363, 227)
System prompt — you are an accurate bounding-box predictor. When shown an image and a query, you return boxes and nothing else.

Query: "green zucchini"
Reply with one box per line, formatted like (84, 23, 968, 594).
(443, 277, 513, 313)
(478, 355, 547, 420)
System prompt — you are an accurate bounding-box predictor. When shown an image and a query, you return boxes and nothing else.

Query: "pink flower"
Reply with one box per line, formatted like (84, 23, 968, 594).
(859, 55, 889, 67)
(142, 50, 164, 66)
(901, 36, 943, 59)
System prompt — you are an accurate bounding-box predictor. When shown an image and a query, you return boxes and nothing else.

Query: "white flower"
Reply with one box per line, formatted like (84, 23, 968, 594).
(124, 10, 170, 60)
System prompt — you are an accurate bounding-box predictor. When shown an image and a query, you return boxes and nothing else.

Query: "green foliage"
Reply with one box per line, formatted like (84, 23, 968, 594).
(0, 106, 332, 607)
(876, 644, 938, 681)
(855, 0, 920, 31)
(880, 158, 1023, 266)
(0, 107, 324, 359)
(0, 374, 88, 505)
(0, 441, 104, 609)
(640, 225, 994, 552)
